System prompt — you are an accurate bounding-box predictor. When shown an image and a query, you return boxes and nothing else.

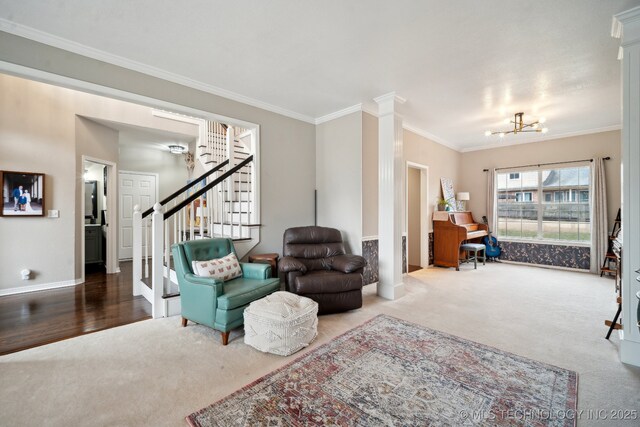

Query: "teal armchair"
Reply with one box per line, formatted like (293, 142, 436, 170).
(171, 238, 280, 345)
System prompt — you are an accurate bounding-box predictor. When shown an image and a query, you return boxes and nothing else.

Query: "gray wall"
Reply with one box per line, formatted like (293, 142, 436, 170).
(315, 112, 362, 254)
(0, 32, 316, 289)
(118, 144, 189, 200)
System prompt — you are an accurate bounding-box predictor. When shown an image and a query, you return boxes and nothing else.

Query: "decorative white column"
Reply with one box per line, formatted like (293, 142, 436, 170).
(376, 92, 406, 300)
(613, 6, 640, 367)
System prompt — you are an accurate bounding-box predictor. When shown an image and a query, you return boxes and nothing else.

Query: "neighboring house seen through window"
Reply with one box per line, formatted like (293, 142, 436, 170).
(496, 166, 591, 243)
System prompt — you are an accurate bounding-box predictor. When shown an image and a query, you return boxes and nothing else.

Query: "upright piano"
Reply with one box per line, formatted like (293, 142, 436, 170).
(433, 211, 488, 270)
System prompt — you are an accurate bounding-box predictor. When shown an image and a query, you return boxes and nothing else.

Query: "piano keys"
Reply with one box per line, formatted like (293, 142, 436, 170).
(433, 211, 488, 270)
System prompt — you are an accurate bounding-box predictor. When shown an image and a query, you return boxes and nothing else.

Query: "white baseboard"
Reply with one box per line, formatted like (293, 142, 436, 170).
(0, 278, 83, 296)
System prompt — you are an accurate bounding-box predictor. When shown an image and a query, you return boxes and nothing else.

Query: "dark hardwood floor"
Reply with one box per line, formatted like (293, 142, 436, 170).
(408, 264, 422, 273)
(0, 261, 151, 356)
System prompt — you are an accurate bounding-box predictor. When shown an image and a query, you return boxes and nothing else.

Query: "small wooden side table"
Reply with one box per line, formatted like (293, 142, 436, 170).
(248, 253, 280, 278)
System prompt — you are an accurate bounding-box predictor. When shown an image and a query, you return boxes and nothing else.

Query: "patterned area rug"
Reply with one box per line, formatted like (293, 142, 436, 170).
(187, 315, 577, 426)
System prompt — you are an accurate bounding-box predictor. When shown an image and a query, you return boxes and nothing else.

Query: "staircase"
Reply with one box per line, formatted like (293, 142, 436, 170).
(131, 113, 260, 318)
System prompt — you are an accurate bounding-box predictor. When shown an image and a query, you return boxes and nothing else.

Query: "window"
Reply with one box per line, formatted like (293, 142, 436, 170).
(496, 166, 591, 243)
(515, 192, 532, 202)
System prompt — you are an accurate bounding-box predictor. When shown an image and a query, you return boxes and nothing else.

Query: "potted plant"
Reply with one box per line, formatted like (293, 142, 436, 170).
(437, 198, 452, 211)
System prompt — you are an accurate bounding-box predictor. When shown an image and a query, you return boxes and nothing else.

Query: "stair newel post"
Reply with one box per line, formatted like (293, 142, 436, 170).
(249, 159, 254, 225)
(164, 220, 170, 294)
(151, 202, 164, 318)
(132, 204, 142, 296)
(239, 168, 243, 238)
(144, 217, 149, 278)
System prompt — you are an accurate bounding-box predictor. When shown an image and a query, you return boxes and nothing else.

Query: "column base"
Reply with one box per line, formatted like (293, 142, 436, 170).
(377, 281, 405, 300)
(621, 338, 640, 367)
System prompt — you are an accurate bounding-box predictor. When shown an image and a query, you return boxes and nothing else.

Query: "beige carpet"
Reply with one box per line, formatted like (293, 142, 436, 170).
(1, 263, 639, 426)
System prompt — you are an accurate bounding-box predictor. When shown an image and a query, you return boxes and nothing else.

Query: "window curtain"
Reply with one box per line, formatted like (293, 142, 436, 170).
(590, 157, 608, 274)
(486, 168, 497, 233)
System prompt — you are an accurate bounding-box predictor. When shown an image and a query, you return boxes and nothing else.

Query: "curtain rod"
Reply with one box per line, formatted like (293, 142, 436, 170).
(482, 157, 610, 172)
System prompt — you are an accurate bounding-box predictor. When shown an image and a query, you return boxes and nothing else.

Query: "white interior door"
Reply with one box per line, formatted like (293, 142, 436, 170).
(119, 172, 157, 260)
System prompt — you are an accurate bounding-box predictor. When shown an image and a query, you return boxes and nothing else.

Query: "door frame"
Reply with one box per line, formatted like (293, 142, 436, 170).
(81, 155, 118, 281)
(405, 161, 430, 269)
(118, 170, 159, 261)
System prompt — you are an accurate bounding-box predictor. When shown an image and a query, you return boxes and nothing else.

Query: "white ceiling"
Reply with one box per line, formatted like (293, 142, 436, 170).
(87, 118, 196, 152)
(1, 0, 638, 151)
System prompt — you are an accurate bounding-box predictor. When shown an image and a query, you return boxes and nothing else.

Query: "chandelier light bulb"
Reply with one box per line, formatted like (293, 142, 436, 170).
(541, 127, 549, 133)
(499, 132, 505, 138)
(484, 130, 492, 137)
(539, 117, 546, 124)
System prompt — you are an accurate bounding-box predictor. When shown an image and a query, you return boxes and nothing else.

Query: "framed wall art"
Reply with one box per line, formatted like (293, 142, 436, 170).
(0, 171, 45, 217)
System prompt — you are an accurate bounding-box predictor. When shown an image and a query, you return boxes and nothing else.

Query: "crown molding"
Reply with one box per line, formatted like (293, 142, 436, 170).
(402, 123, 460, 151)
(373, 92, 406, 105)
(315, 103, 363, 124)
(460, 124, 622, 153)
(612, 6, 640, 47)
(0, 19, 317, 124)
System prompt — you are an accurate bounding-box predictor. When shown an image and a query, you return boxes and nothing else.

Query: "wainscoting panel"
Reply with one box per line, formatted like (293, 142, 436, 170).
(362, 239, 379, 285)
(429, 232, 434, 266)
(362, 236, 411, 285)
(402, 235, 407, 274)
(500, 241, 590, 270)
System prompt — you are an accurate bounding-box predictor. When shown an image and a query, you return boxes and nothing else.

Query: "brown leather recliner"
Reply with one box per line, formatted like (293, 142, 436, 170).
(279, 226, 366, 314)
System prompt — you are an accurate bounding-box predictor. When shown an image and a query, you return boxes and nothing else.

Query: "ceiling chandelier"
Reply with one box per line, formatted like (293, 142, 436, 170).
(484, 112, 548, 138)
(168, 144, 187, 154)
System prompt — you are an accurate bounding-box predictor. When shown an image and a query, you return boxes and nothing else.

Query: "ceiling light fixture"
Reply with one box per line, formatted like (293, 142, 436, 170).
(485, 112, 548, 137)
(168, 144, 187, 154)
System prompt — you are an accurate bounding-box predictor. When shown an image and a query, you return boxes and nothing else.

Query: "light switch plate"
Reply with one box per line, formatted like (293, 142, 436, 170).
(48, 210, 59, 218)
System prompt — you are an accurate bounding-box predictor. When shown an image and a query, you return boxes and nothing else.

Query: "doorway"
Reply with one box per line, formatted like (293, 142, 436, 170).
(82, 156, 117, 281)
(406, 162, 429, 271)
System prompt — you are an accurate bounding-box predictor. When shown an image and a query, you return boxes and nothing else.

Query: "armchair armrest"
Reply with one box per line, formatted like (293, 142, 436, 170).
(279, 256, 307, 273)
(184, 273, 224, 294)
(241, 262, 272, 280)
(330, 254, 367, 273)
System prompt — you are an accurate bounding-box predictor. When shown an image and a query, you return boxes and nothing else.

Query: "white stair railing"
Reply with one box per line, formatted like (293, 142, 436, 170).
(131, 154, 256, 318)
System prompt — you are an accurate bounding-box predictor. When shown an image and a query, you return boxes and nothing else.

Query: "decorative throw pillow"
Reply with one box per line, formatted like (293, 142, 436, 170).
(192, 253, 242, 282)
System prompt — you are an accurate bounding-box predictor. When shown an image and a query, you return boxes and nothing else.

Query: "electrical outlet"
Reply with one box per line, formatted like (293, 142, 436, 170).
(48, 210, 59, 218)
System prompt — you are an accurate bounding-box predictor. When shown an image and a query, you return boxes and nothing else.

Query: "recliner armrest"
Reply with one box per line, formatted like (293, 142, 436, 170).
(279, 256, 307, 273)
(241, 262, 272, 280)
(330, 254, 367, 273)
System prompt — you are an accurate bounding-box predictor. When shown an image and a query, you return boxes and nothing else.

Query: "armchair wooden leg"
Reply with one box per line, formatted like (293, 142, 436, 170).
(181, 317, 188, 327)
(221, 331, 230, 346)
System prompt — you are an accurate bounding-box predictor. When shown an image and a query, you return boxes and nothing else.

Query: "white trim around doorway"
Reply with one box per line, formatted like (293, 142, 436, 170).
(405, 161, 430, 269)
(82, 155, 118, 282)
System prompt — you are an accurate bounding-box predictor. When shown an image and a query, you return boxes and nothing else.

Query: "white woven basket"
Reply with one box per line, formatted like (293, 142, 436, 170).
(244, 291, 318, 356)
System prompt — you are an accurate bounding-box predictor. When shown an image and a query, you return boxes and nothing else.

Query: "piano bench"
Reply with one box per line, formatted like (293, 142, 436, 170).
(460, 243, 486, 270)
